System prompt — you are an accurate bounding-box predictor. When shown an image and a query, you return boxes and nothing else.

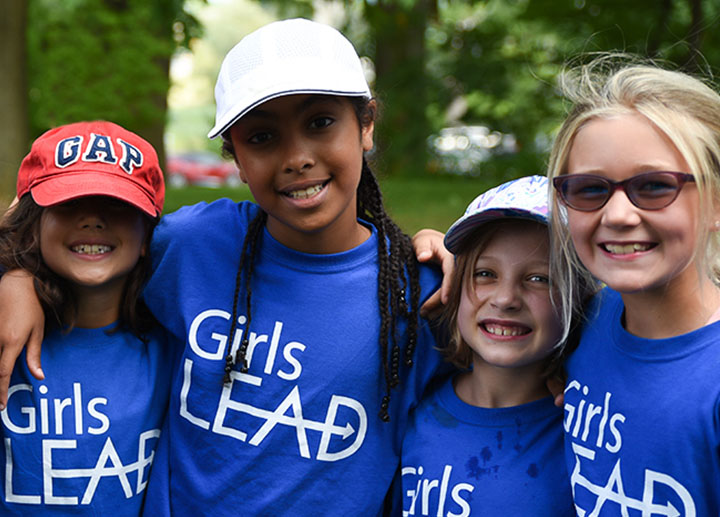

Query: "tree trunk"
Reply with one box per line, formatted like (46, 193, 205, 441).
(0, 0, 28, 207)
(683, 0, 704, 73)
(141, 54, 170, 177)
(365, 0, 434, 177)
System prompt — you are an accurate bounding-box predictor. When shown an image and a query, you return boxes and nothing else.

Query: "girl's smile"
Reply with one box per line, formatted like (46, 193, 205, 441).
(70, 243, 114, 255)
(229, 94, 374, 254)
(600, 242, 654, 256)
(480, 319, 532, 338)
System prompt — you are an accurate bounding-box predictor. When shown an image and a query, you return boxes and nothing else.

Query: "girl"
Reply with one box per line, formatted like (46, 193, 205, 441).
(0, 19, 446, 515)
(398, 176, 577, 516)
(549, 56, 720, 515)
(0, 121, 171, 515)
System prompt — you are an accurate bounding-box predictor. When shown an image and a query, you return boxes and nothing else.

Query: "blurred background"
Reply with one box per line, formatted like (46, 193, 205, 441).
(2, 0, 719, 233)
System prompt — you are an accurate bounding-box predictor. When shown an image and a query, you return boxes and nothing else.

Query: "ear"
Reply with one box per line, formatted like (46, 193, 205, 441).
(226, 128, 249, 184)
(361, 122, 375, 153)
(709, 197, 720, 233)
(361, 99, 376, 153)
(236, 163, 249, 184)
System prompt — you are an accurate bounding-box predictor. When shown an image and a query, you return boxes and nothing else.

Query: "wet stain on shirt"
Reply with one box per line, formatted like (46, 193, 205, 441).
(480, 446, 492, 463)
(527, 463, 539, 478)
(466, 453, 500, 479)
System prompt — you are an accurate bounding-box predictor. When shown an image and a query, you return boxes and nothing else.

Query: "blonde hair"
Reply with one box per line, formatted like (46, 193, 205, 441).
(548, 54, 720, 327)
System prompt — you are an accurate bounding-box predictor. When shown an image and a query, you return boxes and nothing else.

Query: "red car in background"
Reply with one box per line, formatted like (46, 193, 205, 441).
(167, 151, 241, 188)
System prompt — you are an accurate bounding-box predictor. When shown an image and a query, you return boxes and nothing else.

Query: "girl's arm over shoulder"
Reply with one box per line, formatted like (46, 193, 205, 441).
(0, 270, 45, 409)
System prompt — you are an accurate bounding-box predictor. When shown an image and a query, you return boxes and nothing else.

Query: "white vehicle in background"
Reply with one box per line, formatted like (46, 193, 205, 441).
(428, 125, 517, 175)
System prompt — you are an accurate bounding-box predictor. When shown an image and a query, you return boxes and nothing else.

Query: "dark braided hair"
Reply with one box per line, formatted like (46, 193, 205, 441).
(223, 210, 266, 383)
(220, 96, 421, 422)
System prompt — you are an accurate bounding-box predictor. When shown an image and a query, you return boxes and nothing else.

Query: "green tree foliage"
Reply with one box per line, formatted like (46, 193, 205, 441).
(227, 0, 720, 180)
(26, 0, 711, 186)
(428, 0, 720, 180)
(26, 0, 199, 164)
(427, 1, 567, 181)
(521, 0, 720, 71)
(0, 0, 28, 203)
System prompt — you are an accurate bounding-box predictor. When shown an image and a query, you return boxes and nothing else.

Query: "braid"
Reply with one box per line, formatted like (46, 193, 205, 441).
(223, 210, 267, 384)
(357, 159, 421, 422)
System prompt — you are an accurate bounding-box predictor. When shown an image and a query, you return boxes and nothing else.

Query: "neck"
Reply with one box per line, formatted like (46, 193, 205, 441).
(69, 283, 124, 329)
(454, 360, 550, 408)
(621, 272, 720, 339)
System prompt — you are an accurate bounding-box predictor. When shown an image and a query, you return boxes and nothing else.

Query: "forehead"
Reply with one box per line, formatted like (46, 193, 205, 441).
(471, 220, 549, 261)
(242, 94, 348, 120)
(569, 112, 689, 174)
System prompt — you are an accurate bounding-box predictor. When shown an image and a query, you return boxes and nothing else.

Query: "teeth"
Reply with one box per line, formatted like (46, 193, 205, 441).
(72, 244, 112, 255)
(604, 243, 651, 254)
(287, 184, 323, 199)
(484, 324, 527, 336)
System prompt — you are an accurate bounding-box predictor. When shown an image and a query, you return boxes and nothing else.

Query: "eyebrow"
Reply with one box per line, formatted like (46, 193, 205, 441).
(571, 164, 683, 175)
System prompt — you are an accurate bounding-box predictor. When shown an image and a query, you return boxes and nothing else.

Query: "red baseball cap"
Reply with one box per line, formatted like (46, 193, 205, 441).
(17, 121, 165, 217)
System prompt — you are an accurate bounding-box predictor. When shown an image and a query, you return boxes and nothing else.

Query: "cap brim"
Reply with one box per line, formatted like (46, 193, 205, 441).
(30, 170, 159, 217)
(444, 209, 548, 253)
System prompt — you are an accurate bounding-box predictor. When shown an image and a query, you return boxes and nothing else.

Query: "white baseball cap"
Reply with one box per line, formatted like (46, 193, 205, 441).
(208, 18, 372, 140)
(444, 175, 550, 253)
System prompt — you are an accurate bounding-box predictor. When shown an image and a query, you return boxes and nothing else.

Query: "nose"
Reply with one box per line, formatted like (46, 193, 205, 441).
(489, 280, 523, 312)
(75, 201, 107, 230)
(600, 189, 642, 228)
(282, 134, 315, 174)
(79, 214, 105, 230)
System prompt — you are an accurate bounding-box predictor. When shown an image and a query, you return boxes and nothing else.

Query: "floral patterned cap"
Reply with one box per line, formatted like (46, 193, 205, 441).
(444, 175, 549, 253)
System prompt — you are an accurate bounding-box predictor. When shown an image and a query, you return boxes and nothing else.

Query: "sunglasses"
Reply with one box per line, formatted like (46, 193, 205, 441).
(552, 171, 695, 212)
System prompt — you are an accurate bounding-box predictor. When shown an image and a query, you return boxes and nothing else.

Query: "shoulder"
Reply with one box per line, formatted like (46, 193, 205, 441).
(152, 200, 259, 255)
(158, 199, 258, 235)
(585, 287, 622, 321)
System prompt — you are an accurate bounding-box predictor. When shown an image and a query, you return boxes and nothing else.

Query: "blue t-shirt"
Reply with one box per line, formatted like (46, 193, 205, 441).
(565, 287, 720, 516)
(400, 376, 574, 516)
(0, 324, 173, 516)
(142, 200, 445, 516)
